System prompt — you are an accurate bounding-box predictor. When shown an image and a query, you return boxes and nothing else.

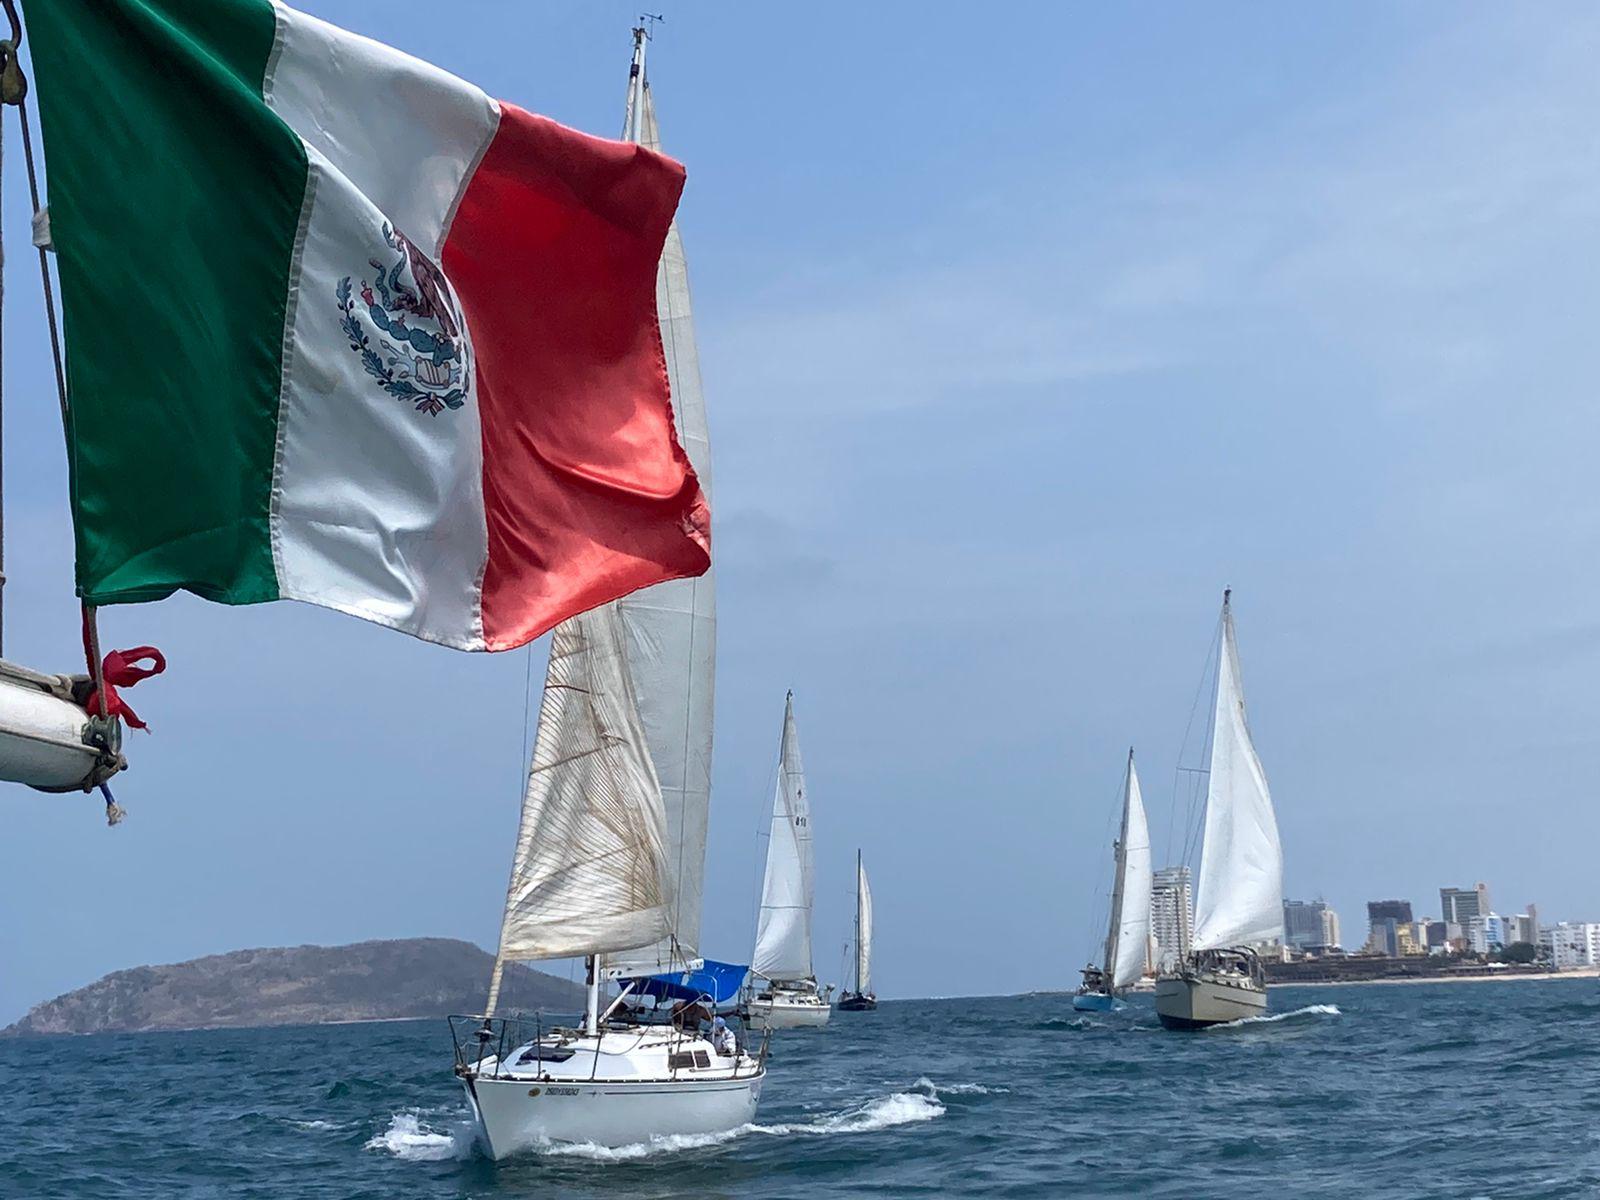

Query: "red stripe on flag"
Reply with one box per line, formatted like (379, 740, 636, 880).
(442, 104, 710, 650)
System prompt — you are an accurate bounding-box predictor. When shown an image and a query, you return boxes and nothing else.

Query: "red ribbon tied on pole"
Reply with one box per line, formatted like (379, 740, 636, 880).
(84, 646, 166, 730)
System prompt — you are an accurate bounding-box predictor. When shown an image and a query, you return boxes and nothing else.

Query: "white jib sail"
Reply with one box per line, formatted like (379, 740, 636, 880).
(490, 604, 672, 977)
(751, 693, 815, 981)
(1192, 597, 1284, 952)
(856, 854, 874, 995)
(1105, 755, 1152, 990)
(607, 39, 717, 978)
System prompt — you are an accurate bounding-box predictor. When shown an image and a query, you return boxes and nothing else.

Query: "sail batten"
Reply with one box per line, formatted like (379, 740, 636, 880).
(1106, 755, 1153, 989)
(751, 694, 815, 981)
(606, 38, 718, 979)
(1192, 598, 1284, 952)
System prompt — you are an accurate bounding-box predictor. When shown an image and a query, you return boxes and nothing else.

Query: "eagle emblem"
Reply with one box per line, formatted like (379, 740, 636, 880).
(336, 224, 469, 416)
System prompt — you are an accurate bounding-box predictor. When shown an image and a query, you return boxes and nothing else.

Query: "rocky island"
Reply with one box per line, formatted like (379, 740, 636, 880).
(2, 937, 585, 1037)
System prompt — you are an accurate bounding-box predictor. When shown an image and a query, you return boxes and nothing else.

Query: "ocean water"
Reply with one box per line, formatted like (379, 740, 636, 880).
(2, 980, 1597, 1198)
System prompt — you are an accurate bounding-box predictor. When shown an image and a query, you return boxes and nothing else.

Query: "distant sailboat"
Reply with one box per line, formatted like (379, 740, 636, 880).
(1074, 749, 1152, 1012)
(745, 693, 832, 1029)
(1155, 590, 1284, 1030)
(837, 852, 877, 1011)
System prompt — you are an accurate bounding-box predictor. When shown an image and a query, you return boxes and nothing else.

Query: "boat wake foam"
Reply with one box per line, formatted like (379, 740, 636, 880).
(1212, 1003, 1341, 1029)
(915, 1076, 1008, 1096)
(539, 1082, 947, 1161)
(364, 1110, 477, 1162)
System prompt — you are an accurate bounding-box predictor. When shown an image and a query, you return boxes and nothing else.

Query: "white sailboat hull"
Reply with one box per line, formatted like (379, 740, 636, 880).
(1154, 970, 1266, 1029)
(459, 1028, 763, 1158)
(464, 1071, 762, 1158)
(745, 991, 831, 1029)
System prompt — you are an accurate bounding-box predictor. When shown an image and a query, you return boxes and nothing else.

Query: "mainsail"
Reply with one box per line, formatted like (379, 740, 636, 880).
(485, 604, 670, 1013)
(751, 694, 815, 981)
(1105, 752, 1152, 990)
(606, 27, 718, 978)
(1192, 593, 1284, 951)
(855, 853, 874, 995)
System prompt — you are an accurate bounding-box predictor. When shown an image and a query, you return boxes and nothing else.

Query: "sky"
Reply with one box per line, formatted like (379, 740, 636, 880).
(2, 1, 1599, 1021)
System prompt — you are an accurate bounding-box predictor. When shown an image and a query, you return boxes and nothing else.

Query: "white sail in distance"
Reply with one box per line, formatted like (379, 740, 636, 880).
(486, 605, 671, 1013)
(1192, 594, 1284, 952)
(606, 31, 717, 978)
(855, 853, 874, 995)
(1105, 753, 1152, 990)
(751, 694, 815, 981)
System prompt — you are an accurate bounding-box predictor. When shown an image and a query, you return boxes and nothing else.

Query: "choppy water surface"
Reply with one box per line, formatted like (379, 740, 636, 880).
(2, 981, 1597, 1198)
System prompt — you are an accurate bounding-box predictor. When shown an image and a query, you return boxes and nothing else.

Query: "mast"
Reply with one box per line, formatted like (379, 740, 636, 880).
(853, 849, 863, 992)
(624, 23, 648, 142)
(607, 17, 719, 980)
(585, 955, 601, 1036)
(1102, 747, 1134, 983)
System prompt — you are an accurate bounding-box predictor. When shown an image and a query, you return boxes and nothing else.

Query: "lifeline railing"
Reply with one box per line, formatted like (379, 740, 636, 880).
(447, 1005, 771, 1084)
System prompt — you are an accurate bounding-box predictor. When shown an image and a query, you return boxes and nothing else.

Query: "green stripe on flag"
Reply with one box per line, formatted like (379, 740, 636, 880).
(28, 0, 307, 604)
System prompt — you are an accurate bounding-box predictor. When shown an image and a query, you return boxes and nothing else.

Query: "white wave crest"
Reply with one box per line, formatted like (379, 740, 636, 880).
(540, 1084, 946, 1161)
(364, 1110, 476, 1162)
(913, 1076, 1008, 1096)
(1214, 1003, 1342, 1029)
(289, 1118, 344, 1132)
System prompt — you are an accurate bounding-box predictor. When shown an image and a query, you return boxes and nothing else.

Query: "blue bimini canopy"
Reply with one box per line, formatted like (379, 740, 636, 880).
(626, 960, 749, 1009)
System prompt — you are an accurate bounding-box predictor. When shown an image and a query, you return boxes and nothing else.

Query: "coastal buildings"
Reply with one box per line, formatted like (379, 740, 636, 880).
(1151, 866, 1193, 970)
(1283, 899, 1340, 950)
(1466, 914, 1506, 956)
(1545, 923, 1600, 970)
(1365, 900, 1417, 956)
(1441, 884, 1490, 928)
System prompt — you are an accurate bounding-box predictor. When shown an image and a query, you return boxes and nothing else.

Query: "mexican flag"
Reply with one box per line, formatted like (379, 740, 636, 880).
(27, 0, 710, 651)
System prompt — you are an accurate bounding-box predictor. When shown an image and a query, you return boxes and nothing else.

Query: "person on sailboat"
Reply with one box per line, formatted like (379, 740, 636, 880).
(711, 1017, 737, 1057)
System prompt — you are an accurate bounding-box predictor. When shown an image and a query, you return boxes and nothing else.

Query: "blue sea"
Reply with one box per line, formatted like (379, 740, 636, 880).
(2, 980, 1595, 1198)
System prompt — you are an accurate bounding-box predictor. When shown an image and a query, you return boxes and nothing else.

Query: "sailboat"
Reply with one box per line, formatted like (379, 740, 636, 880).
(453, 606, 763, 1157)
(837, 851, 876, 1011)
(1154, 590, 1284, 1030)
(745, 692, 832, 1029)
(452, 27, 763, 1156)
(1074, 749, 1152, 1012)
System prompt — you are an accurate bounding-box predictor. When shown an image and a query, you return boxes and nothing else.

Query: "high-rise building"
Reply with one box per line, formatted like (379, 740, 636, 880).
(1365, 900, 1414, 955)
(1151, 866, 1194, 970)
(1467, 913, 1507, 955)
(1283, 899, 1332, 950)
(1441, 883, 1491, 926)
(1547, 922, 1600, 970)
(1320, 908, 1342, 949)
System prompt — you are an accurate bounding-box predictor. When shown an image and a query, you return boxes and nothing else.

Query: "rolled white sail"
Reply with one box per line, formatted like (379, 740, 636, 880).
(1107, 755, 1152, 990)
(490, 605, 671, 971)
(856, 854, 874, 995)
(751, 694, 815, 981)
(1192, 596, 1284, 951)
(606, 43, 717, 978)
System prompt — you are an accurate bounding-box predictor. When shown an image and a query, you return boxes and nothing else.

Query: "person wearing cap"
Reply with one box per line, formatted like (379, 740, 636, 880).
(710, 1016, 737, 1057)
